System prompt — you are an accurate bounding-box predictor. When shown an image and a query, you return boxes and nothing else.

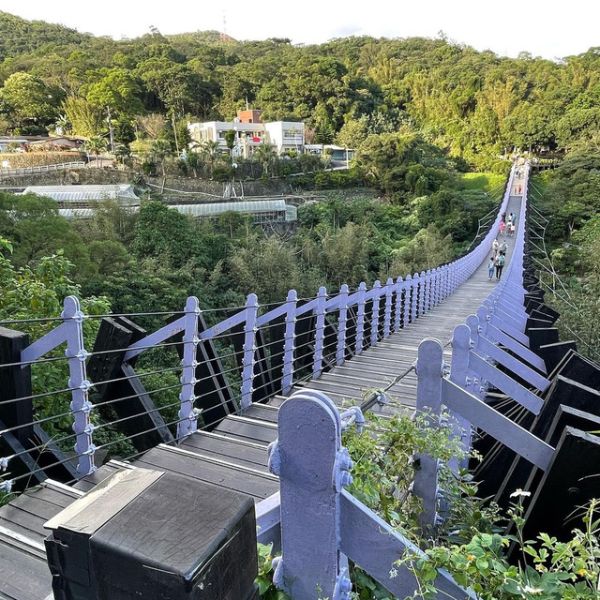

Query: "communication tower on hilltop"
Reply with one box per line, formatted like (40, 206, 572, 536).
(220, 10, 228, 42)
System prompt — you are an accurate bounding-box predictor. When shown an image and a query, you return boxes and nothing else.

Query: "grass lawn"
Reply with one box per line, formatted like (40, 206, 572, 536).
(461, 172, 506, 193)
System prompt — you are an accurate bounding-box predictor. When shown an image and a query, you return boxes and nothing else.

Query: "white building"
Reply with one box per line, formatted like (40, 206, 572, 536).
(188, 116, 305, 157)
(264, 122, 305, 155)
(188, 121, 265, 155)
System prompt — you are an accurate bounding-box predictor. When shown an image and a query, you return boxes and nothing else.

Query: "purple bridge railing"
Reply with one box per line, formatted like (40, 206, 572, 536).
(251, 165, 562, 599)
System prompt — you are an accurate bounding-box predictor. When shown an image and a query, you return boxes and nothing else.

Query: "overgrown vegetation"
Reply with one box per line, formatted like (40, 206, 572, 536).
(256, 412, 600, 599)
(530, 154, 600, 361)
(0, 163, 499, 314)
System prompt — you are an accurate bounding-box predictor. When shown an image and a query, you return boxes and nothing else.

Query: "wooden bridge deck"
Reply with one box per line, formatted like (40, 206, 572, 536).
(0, 195, 523, 600)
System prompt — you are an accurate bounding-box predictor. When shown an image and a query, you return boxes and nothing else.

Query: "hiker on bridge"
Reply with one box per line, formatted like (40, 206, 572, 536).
(495, 252, 506, 279)
(499, 220, 507, 237)
(500, 240, 508, 254)
(488, 256, 495, 280)
(492, 238, 499, 257)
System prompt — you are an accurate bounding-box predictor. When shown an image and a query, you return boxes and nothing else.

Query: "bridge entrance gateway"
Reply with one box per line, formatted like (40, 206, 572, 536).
(0, 162, 598, 599)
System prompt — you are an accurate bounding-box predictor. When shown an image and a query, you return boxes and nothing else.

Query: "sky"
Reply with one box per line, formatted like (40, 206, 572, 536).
(0, 0, 597, 60)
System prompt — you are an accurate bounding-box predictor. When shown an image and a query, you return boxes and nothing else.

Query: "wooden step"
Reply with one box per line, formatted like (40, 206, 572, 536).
(242, 403, 279, 423)
(214, 415, 278, 445)
(180, 430, 270, 472)
(134, 444, 278, 500)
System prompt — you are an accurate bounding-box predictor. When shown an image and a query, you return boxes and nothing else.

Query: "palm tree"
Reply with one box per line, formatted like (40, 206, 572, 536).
(114, 144, 131, 167)
(84, 136, 107, 165)
(200, 140, 220, 178)
(150, 139, 171, 177)
(253, 143, 278, 178)
(53, 114, 69, 136)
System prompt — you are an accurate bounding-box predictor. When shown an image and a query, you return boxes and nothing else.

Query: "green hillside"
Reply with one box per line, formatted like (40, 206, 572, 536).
(0, 11, 90, 60)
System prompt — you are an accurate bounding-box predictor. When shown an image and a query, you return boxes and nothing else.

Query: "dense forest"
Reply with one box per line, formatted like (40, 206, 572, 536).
(2, 11, 600, 169)
(0, 170, 502, 317)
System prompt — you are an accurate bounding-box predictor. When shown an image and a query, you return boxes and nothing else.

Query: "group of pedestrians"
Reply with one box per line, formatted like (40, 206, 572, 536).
(499, 212, 516, 238)
(489, 237, 507, 280)
(506, 211, 516, 237)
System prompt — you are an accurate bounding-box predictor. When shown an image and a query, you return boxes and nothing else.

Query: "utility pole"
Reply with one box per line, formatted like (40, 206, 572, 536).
(171, 110, 180, 155)
(106, 106, 115, 154)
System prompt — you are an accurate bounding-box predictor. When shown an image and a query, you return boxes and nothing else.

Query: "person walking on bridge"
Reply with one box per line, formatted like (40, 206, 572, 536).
(499, 240, 508, 254)
(495, 252, 506, 280)
(499, 220, 506, 237)
(488, 256, 495, 280)
(492, 238, 499, 257)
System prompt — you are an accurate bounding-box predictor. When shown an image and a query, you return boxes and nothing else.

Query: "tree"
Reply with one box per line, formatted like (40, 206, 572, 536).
(136, 113, 166, 140)
(84, 136, 107, 160)
(221, 236, 302, 303)
(150, 138, 172, 177)
(86, 68, 143, 117)
(61, 96, 104, 137)
(336, 116, 370, 149)
(114, 143, 132, 165)
(137, 57, 204, 117)
(388, 224, 453, 277)
(131, 201, 198, 268)
(0, 71, 58, 133)
(224, 129, 236, 151)
(199, 140, 220, 178)
(542, 154, 600, 239)
(253, 143, 278, 177)
(316, 222, 371, 288)
(74, 199, 138, 245)
(88, 240, 131, 276)
(356, 132, 452, 199)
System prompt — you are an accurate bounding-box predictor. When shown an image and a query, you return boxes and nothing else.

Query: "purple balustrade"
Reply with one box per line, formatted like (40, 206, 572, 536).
(177, 296, 201, 439)
(281, 289, 298, 395)
(370, 280, 381, 347)
(383, 277, 393, 338)
(63, 296, 96, 477)
(240, 293, 259, 410)
(312, 287, 328, 380)
(355, 282, 367, 355)
(336, 284, 349, 366)
(394, 276, 403, 333)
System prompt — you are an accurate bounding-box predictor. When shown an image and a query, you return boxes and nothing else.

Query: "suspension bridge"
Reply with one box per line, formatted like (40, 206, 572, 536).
(0, 162, 598, 600)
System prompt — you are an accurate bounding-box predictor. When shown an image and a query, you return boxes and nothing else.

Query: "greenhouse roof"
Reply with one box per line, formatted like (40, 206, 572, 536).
(169, 200, 297, 221)
(22, 184, 139, 203)
(59, 199, 298, 222)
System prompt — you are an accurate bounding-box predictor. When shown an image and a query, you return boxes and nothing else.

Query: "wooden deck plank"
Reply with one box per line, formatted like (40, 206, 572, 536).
(180, 431, 270, 471)
(214, 416, 278, 445)
(0, 540, 50, 600)
(134, 445, 278, 500)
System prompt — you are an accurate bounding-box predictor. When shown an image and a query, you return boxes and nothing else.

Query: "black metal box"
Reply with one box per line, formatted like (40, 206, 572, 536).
(45, 468, 258, 599)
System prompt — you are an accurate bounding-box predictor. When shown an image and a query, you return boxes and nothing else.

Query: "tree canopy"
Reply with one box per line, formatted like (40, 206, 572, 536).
(2, 12, 600, 165)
